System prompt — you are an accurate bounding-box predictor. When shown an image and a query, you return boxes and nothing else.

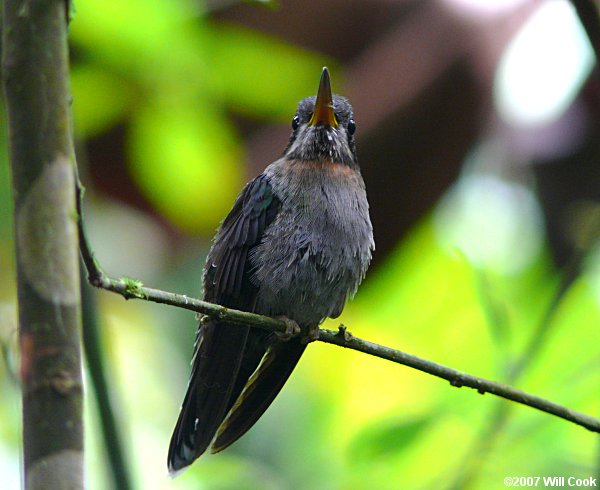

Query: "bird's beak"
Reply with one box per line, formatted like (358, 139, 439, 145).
(309, 67, 338, 128)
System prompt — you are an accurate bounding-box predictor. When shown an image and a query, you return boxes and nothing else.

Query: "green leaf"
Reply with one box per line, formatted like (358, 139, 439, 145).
(128, 97, 242, 233)
(206, 23, 334, 119)
(70, 0, 209, 87)
(349, 415, 433, 462)
(71, 65, 131, 137)
(120, 277, 146, 299)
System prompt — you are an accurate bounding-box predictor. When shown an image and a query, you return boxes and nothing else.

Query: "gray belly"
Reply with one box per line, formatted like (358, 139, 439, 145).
(249, 209, 370, 327)
(250, 158, 374, 327)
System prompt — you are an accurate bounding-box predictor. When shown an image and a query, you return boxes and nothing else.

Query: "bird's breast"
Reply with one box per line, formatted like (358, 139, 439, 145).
(249, 158, 374, 326)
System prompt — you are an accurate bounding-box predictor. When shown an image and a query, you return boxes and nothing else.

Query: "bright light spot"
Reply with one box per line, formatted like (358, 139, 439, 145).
(434, 168, 544, 275)
(494, 0, 594, 127)
(443, 0, 527, 18)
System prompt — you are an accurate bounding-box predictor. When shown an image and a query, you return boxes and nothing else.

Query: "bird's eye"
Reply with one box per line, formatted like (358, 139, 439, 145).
(348, 119, 356, 135)
(292, 115, 300, 130)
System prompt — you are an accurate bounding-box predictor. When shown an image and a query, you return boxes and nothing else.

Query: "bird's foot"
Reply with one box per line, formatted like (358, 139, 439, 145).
(301, 324, 320, 345)
(274, 316, 301, 341)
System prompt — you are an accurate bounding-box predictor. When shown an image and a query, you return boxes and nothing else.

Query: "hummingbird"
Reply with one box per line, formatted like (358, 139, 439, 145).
(168, 67, 374, 473)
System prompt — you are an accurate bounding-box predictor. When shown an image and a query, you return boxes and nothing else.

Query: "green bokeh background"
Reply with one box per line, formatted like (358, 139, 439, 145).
(0, 0, 599, 489)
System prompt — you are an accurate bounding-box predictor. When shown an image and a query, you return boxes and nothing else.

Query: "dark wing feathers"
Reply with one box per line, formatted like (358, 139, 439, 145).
(168, 174, 280, 473)
(168, 323, 250, 472)
(208, 174, 279, 300)
(211, 339, 307, 453)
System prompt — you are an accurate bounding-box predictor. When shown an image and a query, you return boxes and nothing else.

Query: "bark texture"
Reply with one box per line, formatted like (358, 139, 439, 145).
(2, 0, 84, 488)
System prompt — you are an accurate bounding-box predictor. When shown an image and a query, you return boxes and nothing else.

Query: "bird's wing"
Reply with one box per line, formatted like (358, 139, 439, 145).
(168, 174, 280, 473)
(208, 173, 280, 300)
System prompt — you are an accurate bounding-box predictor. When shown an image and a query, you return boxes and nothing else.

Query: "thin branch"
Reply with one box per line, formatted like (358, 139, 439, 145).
(75, 144, 133, 490)
(452, 4, 600, 486)
(451, 223, 595, 490)
(320, 327, 600, 433)
(75, 179, 600, 435)
(81, 267, 133, 490)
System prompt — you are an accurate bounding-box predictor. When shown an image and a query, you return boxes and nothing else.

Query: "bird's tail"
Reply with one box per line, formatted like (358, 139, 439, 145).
(167, 321, 249, 474)
(210, 338, 307, 453)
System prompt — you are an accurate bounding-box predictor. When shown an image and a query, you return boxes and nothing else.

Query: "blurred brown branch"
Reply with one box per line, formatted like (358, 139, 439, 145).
(76, 180, 600, 436)
(571, 0, 600, 62)
(2, 0, 84, 487)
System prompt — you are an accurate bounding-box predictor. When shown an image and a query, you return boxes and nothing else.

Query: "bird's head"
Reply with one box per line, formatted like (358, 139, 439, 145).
(283, 67, 358, 168)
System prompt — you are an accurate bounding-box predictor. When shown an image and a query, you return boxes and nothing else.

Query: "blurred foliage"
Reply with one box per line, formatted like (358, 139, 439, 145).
(0, 0, 599, 489)
(69, 0, 330, 232)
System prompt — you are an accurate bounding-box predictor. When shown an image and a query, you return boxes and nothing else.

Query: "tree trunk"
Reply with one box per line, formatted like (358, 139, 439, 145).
(2, 0, 84, 488)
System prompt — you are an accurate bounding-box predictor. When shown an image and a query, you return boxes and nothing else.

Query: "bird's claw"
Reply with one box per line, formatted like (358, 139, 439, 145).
(301, 324, 320, 344)
(274, 316, 301, 341)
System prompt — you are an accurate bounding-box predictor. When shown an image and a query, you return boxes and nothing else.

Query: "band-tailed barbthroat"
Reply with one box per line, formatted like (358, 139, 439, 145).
(168, 67, 374, 473)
